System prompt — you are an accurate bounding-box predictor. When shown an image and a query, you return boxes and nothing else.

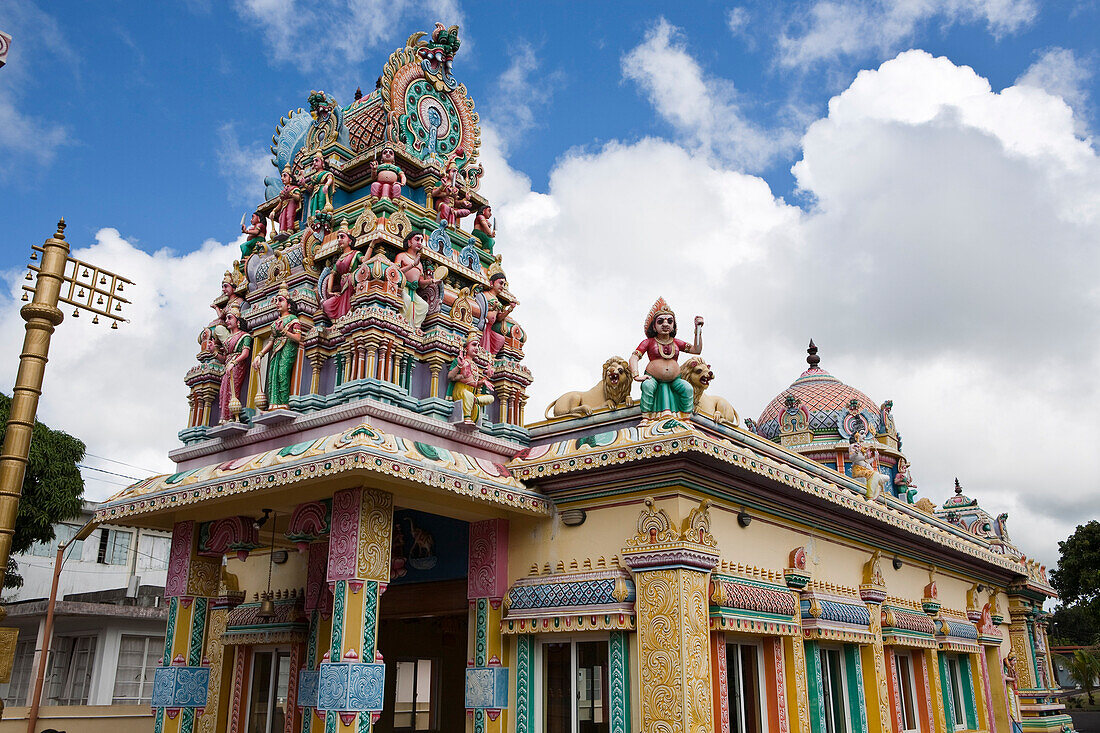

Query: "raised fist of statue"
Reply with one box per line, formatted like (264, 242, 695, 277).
(694, 316, 704, 328)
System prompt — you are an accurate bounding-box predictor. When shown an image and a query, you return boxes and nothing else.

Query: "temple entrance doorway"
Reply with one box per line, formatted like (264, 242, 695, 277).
(374, 509, 470, 733)
(245, 646, 292, 733)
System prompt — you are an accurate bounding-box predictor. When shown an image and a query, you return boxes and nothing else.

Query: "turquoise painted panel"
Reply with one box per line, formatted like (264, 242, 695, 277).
(844, 645, 868, 733)
(804, 641, 826, 733)
(610, 630, 630, 733)
(515, 635, 533, 733)
(938, 652, 956, 729)
(959, 655, 979, 729)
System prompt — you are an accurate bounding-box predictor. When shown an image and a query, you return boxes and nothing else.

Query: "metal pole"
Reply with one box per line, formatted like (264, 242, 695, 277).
(0, 220, 68, 591)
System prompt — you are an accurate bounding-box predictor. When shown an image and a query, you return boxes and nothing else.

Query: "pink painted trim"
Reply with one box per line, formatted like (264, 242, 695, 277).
(327, 488, 361, 582)
(165, 521, 194, 598)
(467, 519, 509, 600)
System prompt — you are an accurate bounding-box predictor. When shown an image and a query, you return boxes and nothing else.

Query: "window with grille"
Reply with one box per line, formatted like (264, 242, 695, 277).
(112, 635, 163, 705)
(727, 641, 767, 733)
(893, 651, 920, 733)
(97, 528, 131, 565)
(5, 640, 36, 706)
(47, 635, 97, 705)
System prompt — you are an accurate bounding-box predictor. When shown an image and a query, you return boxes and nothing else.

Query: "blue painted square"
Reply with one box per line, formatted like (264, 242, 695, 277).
(465, 666, 509, 709)
(297, 669, 319, 709)
(151, 667, 176, 708)
(317, 662, 349, 711)
(151, 665, 209, 709)
(347, 663, 385, 711)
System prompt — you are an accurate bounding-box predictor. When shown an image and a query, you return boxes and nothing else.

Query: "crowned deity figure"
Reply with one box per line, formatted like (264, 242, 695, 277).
(480, 258, 519, 357)
(240, 212, 267, 260)
(630, 297, 703, 421)
(320, 220, 368, 321)
(430, 161, 472, 228)
(273, 166, 302, 236)
(253, 284, 303, 410)
(893, 456, 918, 503)
(448, 333, 495, 425)
(1003, 652, 1023, 732)
(472, 204, 495, 251)
(200, 271, 247, 354)
(369, 146, 406, 201)
(217, 306, 252, 423)
(300, 152, 335, 219)
(848, 429, 889, 499)
(395, 230, 446, 332)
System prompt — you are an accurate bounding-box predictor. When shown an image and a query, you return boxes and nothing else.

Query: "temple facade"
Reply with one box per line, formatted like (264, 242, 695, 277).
(97, 23, 1071, 733)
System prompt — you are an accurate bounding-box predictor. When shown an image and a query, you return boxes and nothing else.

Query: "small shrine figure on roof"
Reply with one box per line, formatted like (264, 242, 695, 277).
(320, 221, 367, 321)
(273, 166, 301, 237)
(481, 257, 519, 357)
(894, 456, 918, 503)
(240, 212, 267, 260)
(200, 270, 246, 354)
(630, 297, 703, 422)
(431, 160, 472, 228)
(395, 230, 446, 332)
(217, 306, 252, 423)
(848, 429, 889, 499)
(448, 333, 494, 425)
(369, 146, 406, 201)
(472, 204, 495, 251)
(300, 153, 335, 219)
(253, 284, 303, 410)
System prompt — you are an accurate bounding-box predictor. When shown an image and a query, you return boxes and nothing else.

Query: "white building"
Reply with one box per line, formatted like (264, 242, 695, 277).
(0, 501, 171, 718)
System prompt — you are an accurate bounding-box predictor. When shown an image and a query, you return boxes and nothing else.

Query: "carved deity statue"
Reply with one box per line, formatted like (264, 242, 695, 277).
(217, 307, 252, 423)
(430, 161, 472, 228)
(893, 456, 918, 503)
(395, 230, 445, 332)
(448, 333, 494, 425)
(240, 212, 267, 260)
(472, 204, 495, 251)
(320, 220, 367, 321)
(848, 429, 889, 499)
(480, 257, 519, 357)
(300, 153, 335, 219)
(273, 166, 302, 236)
(252, 284, 303, 410)
(200, 271, 246, 354)
(629, 297, 703, 421)
(369, 146, 406, 201)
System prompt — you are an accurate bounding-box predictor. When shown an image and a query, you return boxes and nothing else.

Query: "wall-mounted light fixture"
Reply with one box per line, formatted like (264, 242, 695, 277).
(892, 556, 903, 570)
(737, 510, 752, 528)
(560, 509, 587, 527)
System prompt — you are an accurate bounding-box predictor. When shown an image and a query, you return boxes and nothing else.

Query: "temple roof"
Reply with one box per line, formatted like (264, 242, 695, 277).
(97, 420, 549, 524)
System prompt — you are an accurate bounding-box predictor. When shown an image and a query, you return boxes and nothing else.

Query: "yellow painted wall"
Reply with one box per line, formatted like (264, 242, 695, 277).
(0, 706, 152, 733)
(224, 546, 309, 597)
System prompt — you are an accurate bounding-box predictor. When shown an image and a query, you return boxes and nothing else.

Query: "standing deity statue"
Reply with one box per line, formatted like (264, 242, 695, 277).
(253, 284, 303, 410)
(369, 146, 406, 201)
(472, 204, 495, 251)
(480, 258, 519, 357)
(430, 162, 472, 228)
(448, 333, 494, 425)
(848, 429, 889, 499)
(1003, 652, 1023, 732)
(217, 307, 252, 423)
(395, 230, 445, 332)
(893, 456, 918, 503)
(300, 153, 335, 219)
(629, 297, 703, 421)
(320, 220, 367, 321)
(200, 271, 247, 353)
(240, 212, 267, 260)
(273, 166, 302, 237)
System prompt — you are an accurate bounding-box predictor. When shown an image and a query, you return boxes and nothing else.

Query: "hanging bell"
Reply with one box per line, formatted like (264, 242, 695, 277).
(115, 303, 122, 312)
(77, 288, 85, 298)
(82, 268, 89, 278)
(99, 275, 107, 285)
(72, 308, 79, 318)
(97, 295, 104, 305)
(24, 272, 31, 281)
(117, 283, 124, 292)
(257, 596, 276, 621)
(92, 315, 99, 324)
(21, 292, 28, 302)
(29, 252, 37, 261)
(110, 321, 118, 330)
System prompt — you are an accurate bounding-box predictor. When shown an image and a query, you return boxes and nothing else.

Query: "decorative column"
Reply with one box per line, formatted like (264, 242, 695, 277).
(858, 552, 891, 733)
(710, 631, 729, 733)
(466, 519, 510, 733)
(153, 520, 220, 733)
(317, 487, 393, 730)
(622, 498, 719, 733)
(921, 575, 950, 733)
(783, 547, 812, 733)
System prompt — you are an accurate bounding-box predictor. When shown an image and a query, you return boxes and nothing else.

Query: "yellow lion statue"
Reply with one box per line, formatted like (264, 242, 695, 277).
(544, 356, 633, 418)
(679, 356, 740, 427)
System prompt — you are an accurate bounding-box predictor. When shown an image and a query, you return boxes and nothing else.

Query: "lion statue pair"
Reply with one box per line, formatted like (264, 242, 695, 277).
(544, 355, 738, 426)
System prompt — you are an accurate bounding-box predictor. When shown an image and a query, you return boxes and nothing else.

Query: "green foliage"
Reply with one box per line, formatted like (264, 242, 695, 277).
(1060, 649, 1100, 705)
(1051, 600, 1100, 646)
(0, 393, 85, 589)
(1051, 521, 1100, 606)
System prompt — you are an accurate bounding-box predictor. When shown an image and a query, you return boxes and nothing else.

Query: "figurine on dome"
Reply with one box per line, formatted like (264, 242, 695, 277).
(217, 306, 252, 423)
(200, 270, 247, 354)
(252, 284, 303, 410)
(240, 212, 267, 260)
(320, 221, 367, 321)
(448, 333, 494, 425)
(369, 146, 406, 201)
(480, 257, 519, 357)
(472, 204, 495, 251)
(272, 166, 302, 238)
(893, 456, 918, 503)
(848, 429, 889, 499)
(431, 159, 472, 228)
(395, 230, 446, 331)
(630, 297, 703, 422)
(300, 153, 335, 219)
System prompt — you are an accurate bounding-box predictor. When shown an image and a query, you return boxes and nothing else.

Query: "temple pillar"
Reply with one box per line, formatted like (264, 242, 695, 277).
(858, 553, 891, 733)
(299, 538, 335, 733)
(622, 498, 718, 733)
(153, 520, 221, 732)
(466, 518, 510, 733)
(783, 548, 812, 733)
(317, 487, 393, 730)
(710, 631, 729, 733)
(923, 648, 949, 733)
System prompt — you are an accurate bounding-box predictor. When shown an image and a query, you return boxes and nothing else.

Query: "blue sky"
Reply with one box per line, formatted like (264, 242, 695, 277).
(0, 0, 1098, 569)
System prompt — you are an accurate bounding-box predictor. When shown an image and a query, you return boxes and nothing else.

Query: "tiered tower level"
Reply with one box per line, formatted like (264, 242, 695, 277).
(183, 24, 529, 447)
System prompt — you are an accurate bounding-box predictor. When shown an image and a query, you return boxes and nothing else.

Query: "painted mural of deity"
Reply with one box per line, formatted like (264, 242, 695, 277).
(629, 297, 703, 421)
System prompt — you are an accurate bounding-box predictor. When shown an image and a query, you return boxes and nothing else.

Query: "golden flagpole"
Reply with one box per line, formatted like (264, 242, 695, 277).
(0, 219, 132, 718)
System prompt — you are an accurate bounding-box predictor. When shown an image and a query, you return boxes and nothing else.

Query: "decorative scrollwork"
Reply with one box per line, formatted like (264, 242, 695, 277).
(679, 499, 717, 548)
(626, 497, 677, 547)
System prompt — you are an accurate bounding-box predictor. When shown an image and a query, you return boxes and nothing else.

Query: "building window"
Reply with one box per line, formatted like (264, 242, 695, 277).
(727, 641, 767, 733)
(393, 658, 435, 730)
(893, 651, 920, 733)
(97, 528, 132, 565)
(247, 648, 291, 733)
(136, 534, 170, 571)
(540, 638, 609, 733)
(48, 635, 97, 705)
(112, 635, 163, 705)
(30, 523, 84, 559)
(943, 654, 970, 731)
(5, 640, 36, 706)
(820, 646, 851, 733)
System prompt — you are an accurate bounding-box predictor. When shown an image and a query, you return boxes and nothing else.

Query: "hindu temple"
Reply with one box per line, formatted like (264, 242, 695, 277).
(97, 23, 1071, 733)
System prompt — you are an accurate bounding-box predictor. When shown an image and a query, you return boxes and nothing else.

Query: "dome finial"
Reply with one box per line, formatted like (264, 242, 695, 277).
(954, 478, 962, 494)
(806, 339, 820, 369)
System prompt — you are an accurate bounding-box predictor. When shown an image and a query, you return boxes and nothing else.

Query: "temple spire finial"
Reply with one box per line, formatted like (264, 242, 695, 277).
(806, 339, 820, 369)
(954, 478, 962, 494)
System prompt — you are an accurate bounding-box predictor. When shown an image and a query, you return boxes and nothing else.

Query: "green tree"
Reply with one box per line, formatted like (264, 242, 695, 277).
(1061, 649, 1100, 704)
(1051, 521, 1100, 606)
(0, 393, 85, 589)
